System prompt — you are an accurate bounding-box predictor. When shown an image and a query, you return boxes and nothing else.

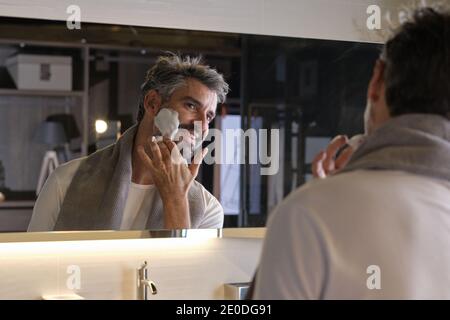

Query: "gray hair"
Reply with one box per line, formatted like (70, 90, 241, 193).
(137, 53, 229, 122)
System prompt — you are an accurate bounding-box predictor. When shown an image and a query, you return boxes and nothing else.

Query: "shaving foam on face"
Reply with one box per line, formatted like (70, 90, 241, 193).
(347, 134, 366, 150)
(154, 108, 180, 140)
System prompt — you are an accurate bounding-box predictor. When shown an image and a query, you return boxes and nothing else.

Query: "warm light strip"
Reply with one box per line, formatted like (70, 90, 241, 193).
(184, 229, 221, 239)
(0, 228, 228, 243)
(0, 237, 219, 258)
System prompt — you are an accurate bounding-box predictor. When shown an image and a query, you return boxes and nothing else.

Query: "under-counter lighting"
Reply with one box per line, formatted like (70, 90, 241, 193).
(0, 229, 256, 257)
(0, 228, 264, 245)
(0, 229, 224, 244)
(0, 237, 218, 258)
(184, 229, 221, 239)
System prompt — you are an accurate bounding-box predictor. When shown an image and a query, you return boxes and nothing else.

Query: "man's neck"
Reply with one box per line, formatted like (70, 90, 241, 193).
(131, 121, 154, 185)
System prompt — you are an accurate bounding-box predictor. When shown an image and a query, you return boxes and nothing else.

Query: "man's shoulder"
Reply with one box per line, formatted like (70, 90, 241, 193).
(273, 169, 447, 223)
(191, 180, 224, 228)
(269, 171, 382, 221)
(191, 180, 219, 204)
(52, 144, 119, 189)
(192, 179, 208, 192)
(52, 157, 85, 188)
(301, 169, 447, 195)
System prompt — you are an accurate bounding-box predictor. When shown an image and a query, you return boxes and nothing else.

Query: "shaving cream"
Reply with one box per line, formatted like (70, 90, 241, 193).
(347, 134, 366, 150)
(154, 108, 180, 140)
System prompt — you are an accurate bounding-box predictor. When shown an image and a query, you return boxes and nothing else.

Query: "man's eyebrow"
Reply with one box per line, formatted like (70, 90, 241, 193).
(181, 96, 203, 107)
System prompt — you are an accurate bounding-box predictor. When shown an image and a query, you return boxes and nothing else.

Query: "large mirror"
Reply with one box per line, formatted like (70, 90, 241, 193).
(0, 16, 381, 233)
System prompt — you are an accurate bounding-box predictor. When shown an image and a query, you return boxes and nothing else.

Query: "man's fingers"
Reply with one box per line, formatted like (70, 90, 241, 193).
(335, 145, 354, 170)
(168, 139, 186, 165)
(188, 147, 208, 178)
(326, 135, 349, 158)
(312, 151, 327, 178)
(162, 137, 175, 152)
(157, 140, 172, 166)
(312, 135, 350, 178)
(163, 138, 186, 165)
(148, 137, 163, 167)
(323, 135, 348, 172)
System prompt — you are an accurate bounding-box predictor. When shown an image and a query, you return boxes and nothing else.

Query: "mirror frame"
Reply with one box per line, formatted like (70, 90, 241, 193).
(0, 228, 266, 243)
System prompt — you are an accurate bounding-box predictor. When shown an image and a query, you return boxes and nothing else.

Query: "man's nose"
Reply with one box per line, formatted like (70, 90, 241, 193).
(195, 113, 209, 132)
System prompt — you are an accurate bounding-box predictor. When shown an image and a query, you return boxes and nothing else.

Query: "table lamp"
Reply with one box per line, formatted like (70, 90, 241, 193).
(46, 114, 80, 161)
(34, 120, 68, 195)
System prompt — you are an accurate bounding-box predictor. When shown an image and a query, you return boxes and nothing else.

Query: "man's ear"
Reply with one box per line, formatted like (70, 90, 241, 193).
(143, 90, 162, 118)
(367, 59, 385, 102)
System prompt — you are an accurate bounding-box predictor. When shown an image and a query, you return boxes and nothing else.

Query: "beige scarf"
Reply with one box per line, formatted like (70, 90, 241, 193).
(340, 114, 450, 182)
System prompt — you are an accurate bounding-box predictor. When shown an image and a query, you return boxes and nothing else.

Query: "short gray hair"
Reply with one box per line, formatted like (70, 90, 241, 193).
(137, 53, 229, 122)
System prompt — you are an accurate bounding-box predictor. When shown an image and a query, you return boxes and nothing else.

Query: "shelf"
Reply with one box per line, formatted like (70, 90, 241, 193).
(0, 88, 84, 97)
(0, 200, 35, 209)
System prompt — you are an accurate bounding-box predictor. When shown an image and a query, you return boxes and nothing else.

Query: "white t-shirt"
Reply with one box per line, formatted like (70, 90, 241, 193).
(28, 158, 224, 231)
(120, 182, 157, 229)
(253, 170, 450, 299)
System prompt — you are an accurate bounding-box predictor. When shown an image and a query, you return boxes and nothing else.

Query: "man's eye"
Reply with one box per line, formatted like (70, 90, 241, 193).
(186, 103, 196, 110)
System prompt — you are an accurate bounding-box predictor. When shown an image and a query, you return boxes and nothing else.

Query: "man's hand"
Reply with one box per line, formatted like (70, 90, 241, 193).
(137, 137, 207, 229)
(312, 135, 355, 179)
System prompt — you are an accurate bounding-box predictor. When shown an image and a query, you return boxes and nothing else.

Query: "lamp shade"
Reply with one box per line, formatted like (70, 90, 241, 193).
(46, 114, 80, 140)
(34, 121, 68, 145)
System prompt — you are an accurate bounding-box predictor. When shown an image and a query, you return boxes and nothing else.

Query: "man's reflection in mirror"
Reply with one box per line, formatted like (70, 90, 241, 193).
(28, 53, 229, 231)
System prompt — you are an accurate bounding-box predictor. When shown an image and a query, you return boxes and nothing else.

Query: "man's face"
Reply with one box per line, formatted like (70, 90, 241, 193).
(153, 78, 218, 149)
(363, 98, 375, 135)
(364, 59, 390, 135)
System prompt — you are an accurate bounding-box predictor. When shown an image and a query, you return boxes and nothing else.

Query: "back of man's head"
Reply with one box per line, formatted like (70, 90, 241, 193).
(382, 7, 450, 119)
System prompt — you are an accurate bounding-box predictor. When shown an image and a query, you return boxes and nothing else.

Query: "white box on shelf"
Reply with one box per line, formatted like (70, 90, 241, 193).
(5, 54, 72, 91)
